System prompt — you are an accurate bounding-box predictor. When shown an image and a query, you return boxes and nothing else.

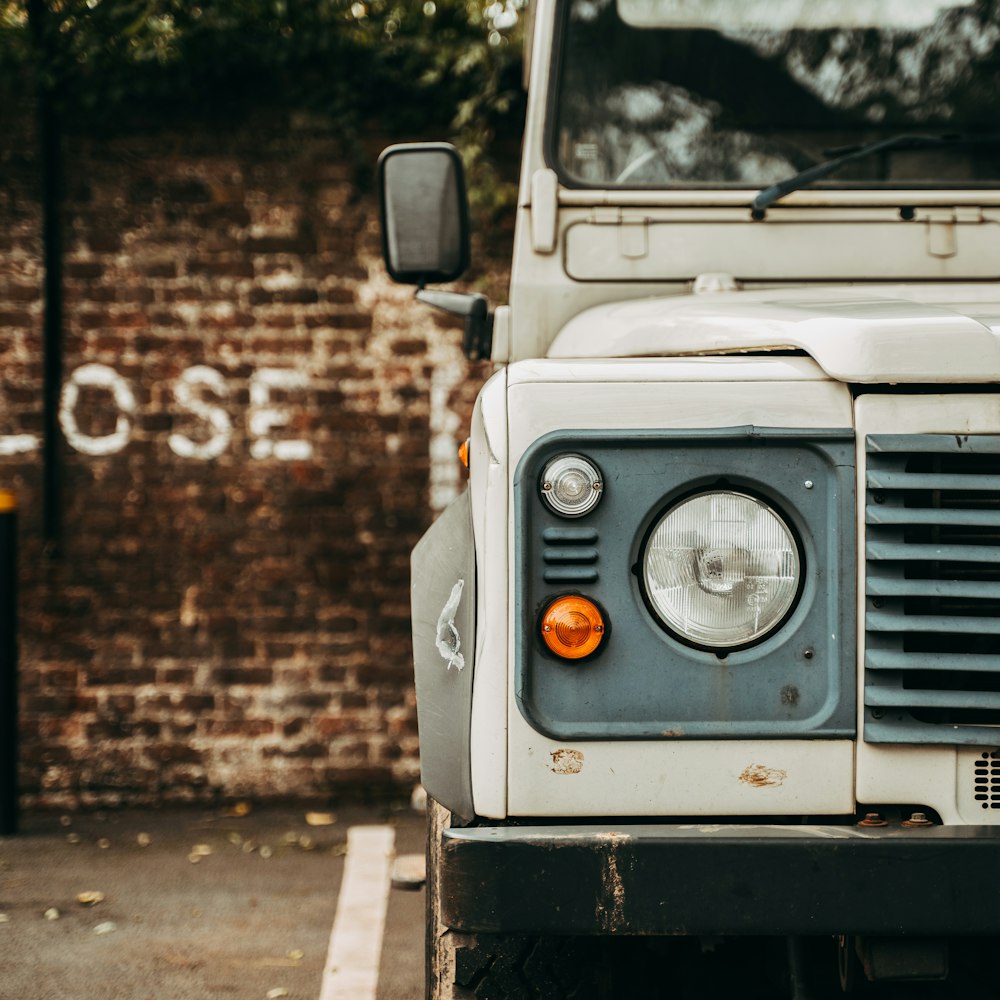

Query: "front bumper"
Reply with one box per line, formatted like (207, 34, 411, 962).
(441, 822, 1000, 936)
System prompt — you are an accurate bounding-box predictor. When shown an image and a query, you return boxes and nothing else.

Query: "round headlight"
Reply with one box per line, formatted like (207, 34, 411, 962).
(642, 491, 800, 649)
(540, 454, 603, 518)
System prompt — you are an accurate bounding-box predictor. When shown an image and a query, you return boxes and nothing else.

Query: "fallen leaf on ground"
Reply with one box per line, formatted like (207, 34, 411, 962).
(93, 921, 117, 935)
(77, 891, 105, 907)
(223, 801, 252, 817)
(137, 833, 151, 847)
(265, 988, 289, 999)
(304, 811, 335, 826)
(44, 908, 60, 921)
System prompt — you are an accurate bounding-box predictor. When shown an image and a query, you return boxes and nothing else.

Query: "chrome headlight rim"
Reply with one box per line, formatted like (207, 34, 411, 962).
(638, 487, 804, 653)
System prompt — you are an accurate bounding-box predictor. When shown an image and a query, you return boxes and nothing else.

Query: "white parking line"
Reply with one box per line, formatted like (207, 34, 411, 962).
(319, 824, 396, 1000)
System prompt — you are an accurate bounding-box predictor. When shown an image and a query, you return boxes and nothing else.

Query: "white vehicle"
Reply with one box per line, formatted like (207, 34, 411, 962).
(379, 0, 1000, 995)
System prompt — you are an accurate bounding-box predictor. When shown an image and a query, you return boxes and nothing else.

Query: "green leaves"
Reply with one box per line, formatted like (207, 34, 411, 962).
(8, 0, 524, 222)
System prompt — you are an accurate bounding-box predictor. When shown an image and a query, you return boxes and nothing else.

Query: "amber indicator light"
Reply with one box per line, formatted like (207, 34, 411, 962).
(540, 596, 606, 660)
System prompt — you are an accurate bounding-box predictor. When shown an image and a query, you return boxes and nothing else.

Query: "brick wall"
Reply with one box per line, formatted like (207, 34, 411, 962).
(0, 107, 504, 809)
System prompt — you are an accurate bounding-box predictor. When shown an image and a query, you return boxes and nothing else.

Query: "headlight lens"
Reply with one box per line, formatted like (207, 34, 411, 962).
(540, 454, 603, 517)
(642, 491, 800, 649)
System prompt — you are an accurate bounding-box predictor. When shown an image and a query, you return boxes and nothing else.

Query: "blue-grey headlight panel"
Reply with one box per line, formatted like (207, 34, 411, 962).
(514, 427, 856, 741)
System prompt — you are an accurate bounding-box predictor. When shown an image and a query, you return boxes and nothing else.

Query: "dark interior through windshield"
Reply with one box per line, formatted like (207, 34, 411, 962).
(553, 0, 1000, 188)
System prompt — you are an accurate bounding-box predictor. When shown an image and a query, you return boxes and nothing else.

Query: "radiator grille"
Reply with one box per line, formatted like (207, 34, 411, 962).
(865, 434, 1000, 744)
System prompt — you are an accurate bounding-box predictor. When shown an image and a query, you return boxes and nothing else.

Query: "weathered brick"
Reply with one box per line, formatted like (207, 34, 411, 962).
(4, 106, 514, 809)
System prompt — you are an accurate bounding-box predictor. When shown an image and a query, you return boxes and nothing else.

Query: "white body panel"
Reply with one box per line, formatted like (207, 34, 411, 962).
(469, 370, 510, 819)
(503, 359, 854, 816)
(548, 287, 1000, 383)
(507, 733, 855, 816)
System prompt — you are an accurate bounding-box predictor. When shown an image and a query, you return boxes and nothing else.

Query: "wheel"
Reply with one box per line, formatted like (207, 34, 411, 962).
(425, 799, 609, 1000)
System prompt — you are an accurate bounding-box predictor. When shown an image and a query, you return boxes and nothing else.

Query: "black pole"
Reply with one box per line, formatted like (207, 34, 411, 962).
(0, 491, 18, 835)
(28, 0, 63, 556)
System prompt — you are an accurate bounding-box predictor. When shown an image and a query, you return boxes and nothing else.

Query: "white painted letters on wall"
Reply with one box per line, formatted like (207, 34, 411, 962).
(59, 363, 137, 456)
(169, 365, 232, 460)
(248, 368, 313, 461)
(0, 432, 39, 456)
(3, 364, 341, 464)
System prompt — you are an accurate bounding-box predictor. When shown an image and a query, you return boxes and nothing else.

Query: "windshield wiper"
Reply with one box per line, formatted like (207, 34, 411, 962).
(750, 133, 998, 219)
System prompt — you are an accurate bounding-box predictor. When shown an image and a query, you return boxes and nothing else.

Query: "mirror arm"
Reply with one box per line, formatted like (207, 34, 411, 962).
(416, 289, 493, 361)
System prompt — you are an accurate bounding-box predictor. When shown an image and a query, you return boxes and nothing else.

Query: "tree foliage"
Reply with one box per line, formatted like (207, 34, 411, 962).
(2, 0, 525, 213)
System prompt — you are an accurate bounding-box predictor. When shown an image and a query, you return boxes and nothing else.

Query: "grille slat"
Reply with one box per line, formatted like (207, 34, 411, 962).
(869, 434, 1000, 455)
(868, 611, 1000, 635)
(868, 470, 1000, 491)
(865, 433, 1000, 744)
(867, 541, 1000, 563)
(866, 687, 1000, 711)
(867, 650, 1000, 672)
(867, 506, 1000, 528)
(868, 578, 1000, 599)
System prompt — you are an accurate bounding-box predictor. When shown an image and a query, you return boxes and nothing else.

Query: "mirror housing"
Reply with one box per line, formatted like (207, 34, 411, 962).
(377, 143, 470, 286)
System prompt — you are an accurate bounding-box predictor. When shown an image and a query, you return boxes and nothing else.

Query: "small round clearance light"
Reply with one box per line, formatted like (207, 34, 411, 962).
(642, 491, 801, 650)
(540, 454, 603, 517)
(540, 596, 607, 660)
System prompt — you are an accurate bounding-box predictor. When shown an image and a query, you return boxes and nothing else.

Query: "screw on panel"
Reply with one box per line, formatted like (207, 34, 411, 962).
(858, 812, 888, 827)
(803, 480, 814, 489)
(802, 648, 814, 659)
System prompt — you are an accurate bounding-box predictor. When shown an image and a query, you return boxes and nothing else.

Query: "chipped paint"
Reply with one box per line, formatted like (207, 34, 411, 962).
(435, 579, 465, 671)
(739, 763, 788, 788)
(549, 748, 584, 774)
(596, 833, 628, 932)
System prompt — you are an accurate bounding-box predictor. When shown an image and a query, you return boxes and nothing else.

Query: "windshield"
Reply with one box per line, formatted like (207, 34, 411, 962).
(553, 0, 1000, 188)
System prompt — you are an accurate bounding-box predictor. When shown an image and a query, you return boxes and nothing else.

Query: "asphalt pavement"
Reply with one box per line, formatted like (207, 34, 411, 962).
(0, 802, 426, 1000)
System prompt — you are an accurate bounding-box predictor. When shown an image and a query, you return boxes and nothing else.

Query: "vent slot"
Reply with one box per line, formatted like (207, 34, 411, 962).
(866, 434, 1000, 744)
(541, 527, 599, 584)
(973, 750, 1000, 810)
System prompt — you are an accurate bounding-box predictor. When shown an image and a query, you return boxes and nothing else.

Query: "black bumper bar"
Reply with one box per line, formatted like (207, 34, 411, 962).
(441, 823, 1000, 936)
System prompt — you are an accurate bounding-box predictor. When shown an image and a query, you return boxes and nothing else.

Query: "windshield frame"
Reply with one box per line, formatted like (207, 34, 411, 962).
(544, 0, 1000, 197)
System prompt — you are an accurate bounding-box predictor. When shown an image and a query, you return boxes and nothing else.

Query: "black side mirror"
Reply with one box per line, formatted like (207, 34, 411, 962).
(377, 143, 470, 286)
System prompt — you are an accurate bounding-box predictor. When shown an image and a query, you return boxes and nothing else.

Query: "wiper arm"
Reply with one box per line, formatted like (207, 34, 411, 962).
(750, 133, 994, 219)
